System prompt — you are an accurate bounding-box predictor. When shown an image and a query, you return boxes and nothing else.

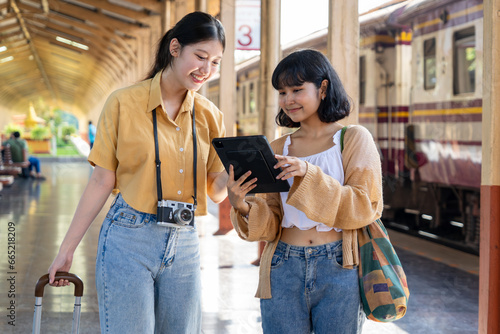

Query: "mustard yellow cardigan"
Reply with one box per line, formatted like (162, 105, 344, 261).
(230, 125, 383, 299)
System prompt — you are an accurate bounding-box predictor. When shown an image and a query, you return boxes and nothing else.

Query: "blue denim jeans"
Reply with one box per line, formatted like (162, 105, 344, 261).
(96, 194, 201, 333)
(260, 240, 364, 334)
(28, 156, 40, 173)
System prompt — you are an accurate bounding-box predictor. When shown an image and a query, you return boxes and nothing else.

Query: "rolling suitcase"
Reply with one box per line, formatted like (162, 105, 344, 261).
(32, 272, 84, 334)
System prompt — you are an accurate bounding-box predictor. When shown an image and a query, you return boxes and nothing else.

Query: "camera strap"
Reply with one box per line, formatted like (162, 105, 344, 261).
(152, 105, 197, 209)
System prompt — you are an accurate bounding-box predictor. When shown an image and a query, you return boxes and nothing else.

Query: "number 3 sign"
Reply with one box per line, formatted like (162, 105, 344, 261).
(236, 0, 261, 50)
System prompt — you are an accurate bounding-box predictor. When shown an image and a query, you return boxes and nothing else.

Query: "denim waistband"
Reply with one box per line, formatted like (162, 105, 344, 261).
(110, 193, 155, 221)
(276, 239, 342, 259)
(112, 193, 132, 208)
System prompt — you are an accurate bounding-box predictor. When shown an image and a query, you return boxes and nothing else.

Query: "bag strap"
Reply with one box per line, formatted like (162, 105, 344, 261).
(152, 110, 163, 202)
(340, 126, 348, 153)
(152, 106, 197, 209)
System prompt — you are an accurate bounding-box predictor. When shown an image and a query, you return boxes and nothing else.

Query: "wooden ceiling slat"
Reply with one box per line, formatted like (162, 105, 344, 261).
(43, 11, 137, 62)
(1, 75, 42, 87)
(0, 30, 24, 40)
(30, 29, 93, 54)
(0, 43, 30, 55)
(34, 39, 84, 58)
(0, 50, 32, 63)
(0, 23, 20, 34)
(25, 16, 131, 67)
(123, 0, 162, 14)
(76, 0, 155, 27)
(33, 30, 125, 81)
(45, 60, 84, 72)
(0, 11, 16, 20)
(47, 0, 144, 33)
(0, 71, 39, 82)
(0, 58, 38, 72)
(25, 19, 89, 43)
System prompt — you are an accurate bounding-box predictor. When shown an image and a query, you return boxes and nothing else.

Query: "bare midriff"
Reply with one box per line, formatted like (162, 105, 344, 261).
(280, 226, 342, 246)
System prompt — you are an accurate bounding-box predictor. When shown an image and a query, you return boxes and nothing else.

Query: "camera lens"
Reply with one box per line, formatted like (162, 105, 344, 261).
(174, 208, 193, 225)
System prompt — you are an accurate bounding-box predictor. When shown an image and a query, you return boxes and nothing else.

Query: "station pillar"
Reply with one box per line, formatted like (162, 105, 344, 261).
(259, 0, 281, 140)
(479, 0, 500, 333)
(326, 0, 359, 124)
(215, 0, 237, 235)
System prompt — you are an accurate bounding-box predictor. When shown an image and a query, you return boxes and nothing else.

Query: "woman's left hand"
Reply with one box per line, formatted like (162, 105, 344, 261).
(274, 154, 307, 180)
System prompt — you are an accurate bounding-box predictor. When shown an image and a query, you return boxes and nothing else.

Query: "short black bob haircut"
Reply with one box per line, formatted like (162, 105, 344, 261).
(146, 12, 225, 79)
(272, 49, 351, 128)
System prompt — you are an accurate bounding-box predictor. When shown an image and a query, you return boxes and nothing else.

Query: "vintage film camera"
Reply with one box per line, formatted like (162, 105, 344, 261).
(157, 200, 195, 228)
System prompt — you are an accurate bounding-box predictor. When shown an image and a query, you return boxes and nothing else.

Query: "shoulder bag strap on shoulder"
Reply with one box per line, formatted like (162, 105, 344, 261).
(340, 126, 348, 153)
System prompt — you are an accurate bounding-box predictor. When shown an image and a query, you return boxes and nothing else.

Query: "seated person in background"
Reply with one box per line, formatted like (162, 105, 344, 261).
(2, 131, 46, 180)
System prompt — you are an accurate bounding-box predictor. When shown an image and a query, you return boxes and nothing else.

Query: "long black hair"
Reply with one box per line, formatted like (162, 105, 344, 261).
(145, 12, 226, 79)
(272, 49, 351, 128)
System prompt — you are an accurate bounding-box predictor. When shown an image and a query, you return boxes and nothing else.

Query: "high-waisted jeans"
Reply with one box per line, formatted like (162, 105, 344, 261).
(260, 240, 364, 334)
(96, 194, 201, 333)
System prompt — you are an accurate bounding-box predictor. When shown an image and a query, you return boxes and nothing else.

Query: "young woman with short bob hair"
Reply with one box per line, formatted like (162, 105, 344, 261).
(227, 49, 383, 333)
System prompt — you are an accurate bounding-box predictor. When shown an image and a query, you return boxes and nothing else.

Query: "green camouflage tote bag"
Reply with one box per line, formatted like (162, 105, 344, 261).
(357, 219, 410, 322)
(340, 126, 410, 322)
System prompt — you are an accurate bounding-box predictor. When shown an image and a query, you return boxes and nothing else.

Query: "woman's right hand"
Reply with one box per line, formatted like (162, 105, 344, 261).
(48, 251, 74, 287)
(226, 165, 257, 215)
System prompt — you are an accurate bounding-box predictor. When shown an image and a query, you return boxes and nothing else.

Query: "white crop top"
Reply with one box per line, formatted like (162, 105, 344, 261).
(280, 130, 344, 232)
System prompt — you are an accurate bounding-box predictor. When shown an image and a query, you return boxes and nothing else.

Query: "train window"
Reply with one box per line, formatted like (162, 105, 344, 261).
(359, 56, 366, 104)
(423, 38, 436, 90)
(453, 27, 475, 95)
(249, 82, 256, 113)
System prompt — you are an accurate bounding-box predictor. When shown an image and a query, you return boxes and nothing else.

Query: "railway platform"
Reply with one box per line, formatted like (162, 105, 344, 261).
(0, 160, 479, 333)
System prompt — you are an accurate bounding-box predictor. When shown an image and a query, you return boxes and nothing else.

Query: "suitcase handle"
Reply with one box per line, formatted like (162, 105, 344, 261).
(35, 272, 84, 297)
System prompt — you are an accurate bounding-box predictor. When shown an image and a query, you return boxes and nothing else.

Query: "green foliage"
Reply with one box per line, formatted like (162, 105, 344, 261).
(3, 123, 24, 137)
(466, 47, 476, 72)
(30, 125, 51, 140)
(61, 124, 77, 137)
(34, 97, 51, 121)
(52, 109, 64, 127)
(57, 145, 81, 156)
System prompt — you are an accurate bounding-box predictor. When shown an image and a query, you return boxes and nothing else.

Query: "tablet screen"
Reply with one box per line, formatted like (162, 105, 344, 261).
(226, 150, 275, 183)
(212, 136, 290, 193)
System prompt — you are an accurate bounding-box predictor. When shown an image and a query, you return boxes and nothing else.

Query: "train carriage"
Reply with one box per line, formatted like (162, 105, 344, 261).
(388, 0, 482, 253)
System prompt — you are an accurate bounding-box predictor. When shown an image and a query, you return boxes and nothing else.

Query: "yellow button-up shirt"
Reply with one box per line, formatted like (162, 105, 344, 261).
(88, 71, 226, 215)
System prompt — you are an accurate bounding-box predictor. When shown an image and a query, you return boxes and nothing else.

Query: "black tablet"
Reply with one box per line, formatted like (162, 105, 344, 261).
(212, 135, 290, 193)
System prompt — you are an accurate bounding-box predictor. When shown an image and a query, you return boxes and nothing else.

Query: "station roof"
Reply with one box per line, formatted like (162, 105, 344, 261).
(0, 0, 218, 115)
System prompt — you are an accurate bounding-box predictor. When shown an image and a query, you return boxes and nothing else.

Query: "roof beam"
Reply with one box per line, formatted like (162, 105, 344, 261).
(29, 26, 93, 53)
(18, 2, 137, 65)
(0, 22, 19, 33)
(46, 11, 137, 62)
(0, 49, 31, 64)
(24, 16, 131, 67)
(47, 0, 144, 33)
(76, 0, 155, 28)
(121, 0, 162, 14)
(0, 30, 23, 41)
(9, 0, 57, 101)
(31, 28, 124, 80)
